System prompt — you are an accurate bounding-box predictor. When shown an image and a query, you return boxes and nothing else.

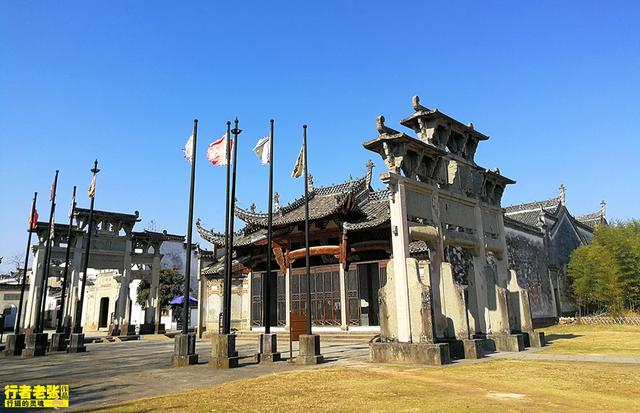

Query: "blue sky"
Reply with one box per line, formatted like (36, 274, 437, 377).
(1, 1, 638, 272)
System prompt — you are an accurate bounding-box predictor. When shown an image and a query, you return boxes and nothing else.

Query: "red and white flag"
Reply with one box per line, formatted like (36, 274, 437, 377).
(207, 134, 233, 166)
(29, 209, 39, 230)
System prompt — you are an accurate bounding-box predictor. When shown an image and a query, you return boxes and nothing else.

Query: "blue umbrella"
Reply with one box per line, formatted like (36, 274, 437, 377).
(169, 296, 198, 305)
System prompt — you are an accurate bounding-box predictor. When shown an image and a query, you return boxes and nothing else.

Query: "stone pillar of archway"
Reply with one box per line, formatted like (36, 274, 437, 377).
(113, 236, 134, 336)
(141, 252, 161, 334)
(64, 235, 84, 332)
(24, 245, 46, 332)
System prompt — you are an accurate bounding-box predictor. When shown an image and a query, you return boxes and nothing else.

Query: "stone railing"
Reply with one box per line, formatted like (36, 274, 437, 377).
(564, 316, 640, 326)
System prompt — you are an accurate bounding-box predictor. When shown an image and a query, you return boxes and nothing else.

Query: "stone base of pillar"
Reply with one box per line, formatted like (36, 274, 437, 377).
(369, 340, 450, 365)
(138, 323, 165, 334)
(486, 333, 525, 352)
(521, 330, 545, 348)
(109, 323, 136, 337)
(22, 333, 48, 358)
(67, 333, 87, 353)
(2, 334, 26, 357)
(296, 334, 323, 365)
(170, 333, 198, 367)
(50, 332, 68, 352)
(437, 338, 484, 359)
(209, 334, 239, 369)
(257, 333, 281, 363)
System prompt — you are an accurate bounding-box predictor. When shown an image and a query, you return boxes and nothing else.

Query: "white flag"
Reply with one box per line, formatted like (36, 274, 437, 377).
(183, 135, 194, 163)
(207, 134, 232, 166)
(252, 136, 270, 165)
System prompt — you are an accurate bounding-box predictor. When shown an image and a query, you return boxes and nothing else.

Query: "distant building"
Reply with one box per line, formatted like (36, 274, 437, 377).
(504, 186, 606, 324)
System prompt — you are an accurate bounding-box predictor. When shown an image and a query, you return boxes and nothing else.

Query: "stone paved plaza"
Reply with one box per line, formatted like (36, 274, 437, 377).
(0, 336, 371, 412)
(3, 335, 639, 412)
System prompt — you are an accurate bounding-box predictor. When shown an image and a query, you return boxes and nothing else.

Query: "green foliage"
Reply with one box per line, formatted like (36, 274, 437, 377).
(568, 220, 640, 314)
(136, 268, 185, 310)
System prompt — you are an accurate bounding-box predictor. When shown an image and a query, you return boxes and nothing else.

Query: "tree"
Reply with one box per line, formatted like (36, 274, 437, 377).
(136, 269, 186, 310)
(568, 220, 640, 315)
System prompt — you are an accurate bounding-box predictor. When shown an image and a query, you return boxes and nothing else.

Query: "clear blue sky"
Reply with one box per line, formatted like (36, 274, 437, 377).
(1, 1, 638, 272)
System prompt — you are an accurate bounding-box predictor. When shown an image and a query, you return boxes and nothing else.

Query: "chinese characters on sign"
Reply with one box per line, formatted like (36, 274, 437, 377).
(4, 384, 69, 408)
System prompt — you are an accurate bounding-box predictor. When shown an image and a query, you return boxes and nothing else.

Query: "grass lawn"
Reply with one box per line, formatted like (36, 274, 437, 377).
(540, 323, 640, 356)
(97, 359, 640, 413)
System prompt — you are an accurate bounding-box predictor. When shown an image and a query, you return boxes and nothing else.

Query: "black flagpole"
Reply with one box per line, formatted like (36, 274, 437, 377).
(15, 192, 38, 335)
(74, 160, 99, 334)
(57, 186, 76, 333)
(222, 121, 232, 334)
(303, 125, 312, 335)
(182, 119, 198, 335)
(36, 170, 58, 334)
(223, 118, 241, 335)
(263, 120, 274, 333)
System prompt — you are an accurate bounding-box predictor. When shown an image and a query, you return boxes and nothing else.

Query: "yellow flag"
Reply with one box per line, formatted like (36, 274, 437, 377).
(291, 144, 304, 178)
(88, 175, 96, 198)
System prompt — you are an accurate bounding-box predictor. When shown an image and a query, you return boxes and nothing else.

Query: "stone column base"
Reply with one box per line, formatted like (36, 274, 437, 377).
(369, 341, 451, 365)
(23, 333, 48, 358)
(209, 334, 239, 369)
(296, 334, 323, 365)
(436, 338, 484, 360)
(50, 332, 68, 352)
(171, 333, 198, 367)
(522, 331, 545, 347)
(486, 334, 525, 352)
(2, 333, 26, 357)
(110, 323, 137, 337)
(67, 333, 87, 353)
(257, 333, 281, 363)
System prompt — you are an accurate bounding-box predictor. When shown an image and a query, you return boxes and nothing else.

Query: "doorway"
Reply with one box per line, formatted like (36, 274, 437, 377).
(98, 297, 109, 328)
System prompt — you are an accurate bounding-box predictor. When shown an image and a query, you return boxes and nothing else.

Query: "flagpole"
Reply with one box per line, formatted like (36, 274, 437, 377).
(303, 125, 312, 335)
(14, 192, 38, 335)
(182, 119, 198, 335)
(36, 170, 58, 334)
(57, 186, 76, 333)
(223, 118, 241, 335)
(263, 120, 274, 333)
(222, 121, 232, 334)
(74, 160, 99, 334)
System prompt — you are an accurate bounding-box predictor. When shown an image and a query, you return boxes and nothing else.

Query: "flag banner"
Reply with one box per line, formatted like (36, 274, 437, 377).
(68, 194, 76, 219)
(50, 180, 55, 201)
(252, 136, 270, 165)
(49, 226, 55, 240)
(183, 134, 194, 163)
(30, 209, 39, 230)
(88, 175, 96, 198)
(291, 144, 305, 178)
(207, 134, 233, 166)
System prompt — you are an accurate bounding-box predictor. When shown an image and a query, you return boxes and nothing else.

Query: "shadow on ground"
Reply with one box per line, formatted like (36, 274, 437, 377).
(544, 333, 582, 344)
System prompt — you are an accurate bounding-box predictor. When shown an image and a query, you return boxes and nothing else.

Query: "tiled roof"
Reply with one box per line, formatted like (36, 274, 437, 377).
(576, 211, 605, 230)
(504, 195, 562, 214)
(343, 195, 389, 232)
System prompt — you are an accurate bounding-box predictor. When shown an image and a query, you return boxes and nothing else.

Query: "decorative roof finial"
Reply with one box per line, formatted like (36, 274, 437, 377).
(376, 115, 400, 135)
(307, 173, 314, 189)
(559, 184, 566, 205)
(365, 159, 375, 189)
(196, 218, 201, 226)
(600, 200, 606, 218)
(412, 95, 428, 112)
(249, 203, 256, 213)
(274, 192, 281, 211)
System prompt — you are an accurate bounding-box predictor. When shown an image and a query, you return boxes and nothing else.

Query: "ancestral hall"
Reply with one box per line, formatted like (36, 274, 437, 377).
(196, 97, 588, 361)
(504, 188, 606, 324)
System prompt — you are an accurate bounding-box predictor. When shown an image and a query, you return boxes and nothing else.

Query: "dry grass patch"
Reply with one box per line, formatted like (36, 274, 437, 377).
(540, 324, 640, 356)
(98, 359, 640, 413)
